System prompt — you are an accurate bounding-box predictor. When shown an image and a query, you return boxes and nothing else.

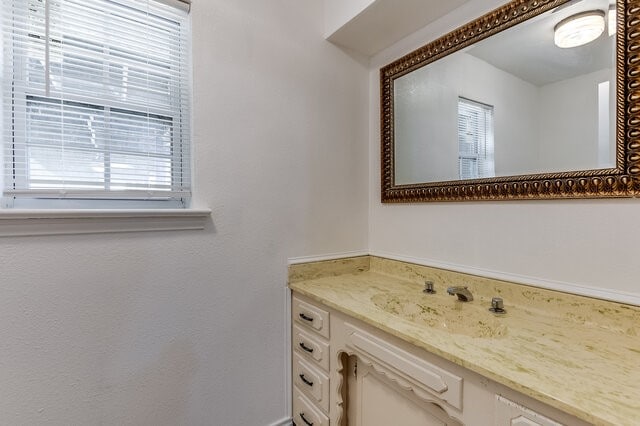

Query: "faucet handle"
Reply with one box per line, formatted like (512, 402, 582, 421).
(490, 297, 506, 313)
(423, 280, 436, 294)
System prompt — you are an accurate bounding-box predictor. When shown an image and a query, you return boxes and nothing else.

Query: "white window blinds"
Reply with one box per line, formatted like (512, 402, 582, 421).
(457, 97, 495, 180)
(1, 0, 191, 206)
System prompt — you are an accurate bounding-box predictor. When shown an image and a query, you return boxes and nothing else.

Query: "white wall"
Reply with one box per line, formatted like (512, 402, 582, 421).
(0, 1, 369, 425)
(537, 69, 614, 171)
(394, 63, 459, 183)
(394, 52, 539, 184)
(369, 0, 640, 304)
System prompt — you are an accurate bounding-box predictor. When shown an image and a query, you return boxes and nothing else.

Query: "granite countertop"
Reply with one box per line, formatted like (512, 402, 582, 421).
(288, 256, 640, 426)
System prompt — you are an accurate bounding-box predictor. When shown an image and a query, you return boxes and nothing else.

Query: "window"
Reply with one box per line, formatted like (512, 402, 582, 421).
(1, 0, 191, 208)
(457, 97, 494, 180)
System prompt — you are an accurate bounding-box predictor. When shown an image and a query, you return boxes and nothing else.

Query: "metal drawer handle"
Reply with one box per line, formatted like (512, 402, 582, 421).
(299, 312, 314, 322)
(299, 373, 314, 387)
(299, 342, 314, 353)
(300, 412, 314, 426)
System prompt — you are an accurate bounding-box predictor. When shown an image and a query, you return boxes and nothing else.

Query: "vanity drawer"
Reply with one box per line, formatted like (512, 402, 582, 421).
(345, 323, 463, 410)
(293, 353, 330, 413)
(293, 325, 330, 371)
(495, 395, 564, 426)
(293, 388, 330, 426)
(293, 296, 330, 339)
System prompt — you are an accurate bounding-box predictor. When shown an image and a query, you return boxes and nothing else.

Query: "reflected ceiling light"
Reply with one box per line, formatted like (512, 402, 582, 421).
(608, 5, 617, 37)
(554, 10, 606, 48)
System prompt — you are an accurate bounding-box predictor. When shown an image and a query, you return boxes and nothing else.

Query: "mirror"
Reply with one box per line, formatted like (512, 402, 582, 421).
(381, 0, 640, 202)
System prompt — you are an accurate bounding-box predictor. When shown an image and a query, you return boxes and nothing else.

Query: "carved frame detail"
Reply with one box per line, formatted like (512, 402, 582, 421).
(381, 0, 640, 202)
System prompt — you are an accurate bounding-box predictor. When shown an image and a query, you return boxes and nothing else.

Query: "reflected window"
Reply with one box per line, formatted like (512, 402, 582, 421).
(457, 97, 495, 179)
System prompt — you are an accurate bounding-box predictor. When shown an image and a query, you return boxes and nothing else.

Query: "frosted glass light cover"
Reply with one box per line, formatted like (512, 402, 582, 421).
(554, 11, 605, 48)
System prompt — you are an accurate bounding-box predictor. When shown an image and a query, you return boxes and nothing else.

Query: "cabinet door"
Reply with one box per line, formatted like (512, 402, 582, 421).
(353, 359, 461, 426)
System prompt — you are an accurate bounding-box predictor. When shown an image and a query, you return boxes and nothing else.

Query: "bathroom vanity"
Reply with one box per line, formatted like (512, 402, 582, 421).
(288, 256, 639, 426)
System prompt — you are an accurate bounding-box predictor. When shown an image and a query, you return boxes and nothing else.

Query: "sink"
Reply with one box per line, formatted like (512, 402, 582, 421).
(371, 292, 508, 339)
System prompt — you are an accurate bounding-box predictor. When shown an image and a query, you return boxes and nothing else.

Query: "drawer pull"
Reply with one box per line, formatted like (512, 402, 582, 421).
(299, 373, 314, 387)
(299, 313, 314, 322)
(299, 342, 314, 353)
(300, 412, 314, 426)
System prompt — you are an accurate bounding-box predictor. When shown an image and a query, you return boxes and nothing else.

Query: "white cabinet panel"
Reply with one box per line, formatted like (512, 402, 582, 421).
(495, 395, 564, 426)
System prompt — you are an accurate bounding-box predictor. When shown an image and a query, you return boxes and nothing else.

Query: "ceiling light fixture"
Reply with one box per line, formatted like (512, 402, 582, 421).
(554, 10, 606, 48)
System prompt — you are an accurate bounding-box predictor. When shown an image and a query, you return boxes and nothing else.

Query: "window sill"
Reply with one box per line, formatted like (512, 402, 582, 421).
(0, 208, 212, 237)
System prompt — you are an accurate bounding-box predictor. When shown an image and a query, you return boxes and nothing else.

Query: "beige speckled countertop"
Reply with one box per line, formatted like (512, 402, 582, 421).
(288, 256, 640, 426)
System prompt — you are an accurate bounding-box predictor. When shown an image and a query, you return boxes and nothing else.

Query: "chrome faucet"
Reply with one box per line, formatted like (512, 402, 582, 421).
(447, 286, 474, 302)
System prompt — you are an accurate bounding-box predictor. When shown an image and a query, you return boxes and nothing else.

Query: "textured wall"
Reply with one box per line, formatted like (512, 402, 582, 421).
(0, 1, 369, 424)
(368, 0, 640, 304)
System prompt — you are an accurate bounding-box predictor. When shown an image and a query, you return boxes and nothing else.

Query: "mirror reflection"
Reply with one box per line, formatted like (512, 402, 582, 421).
(394, 0, 616, 185)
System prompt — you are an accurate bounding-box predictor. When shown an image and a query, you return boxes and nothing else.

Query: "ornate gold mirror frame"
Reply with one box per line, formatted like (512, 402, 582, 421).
(381, 0, 640, 202)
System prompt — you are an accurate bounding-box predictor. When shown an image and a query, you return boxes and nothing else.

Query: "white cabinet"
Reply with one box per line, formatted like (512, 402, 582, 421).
(291, 292, 586, 426)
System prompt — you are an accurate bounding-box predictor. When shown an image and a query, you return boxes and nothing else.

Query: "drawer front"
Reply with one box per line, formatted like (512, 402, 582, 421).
(495, 395, 564, 426)
(293, 296, 330, 339)
(293, 325, 330, 371)
(293, 388, 330, 426)
(293, 353, 330, 413)
(345, 323, 463, 410)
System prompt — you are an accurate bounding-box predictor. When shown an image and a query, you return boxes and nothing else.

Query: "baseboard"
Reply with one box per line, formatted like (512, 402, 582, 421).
(267, 416, 292, 426)
(369, 250, 640, 307)
(287, 250, 369, 265)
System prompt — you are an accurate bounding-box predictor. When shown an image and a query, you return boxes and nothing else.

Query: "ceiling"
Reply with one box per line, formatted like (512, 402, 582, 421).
(326, 0, 470, 57)
(466, 0, 614, 87)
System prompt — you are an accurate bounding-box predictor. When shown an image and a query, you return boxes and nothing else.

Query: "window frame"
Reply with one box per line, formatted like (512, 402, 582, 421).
(457, 96, 495, 180)
(2, 0, 192, 209)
